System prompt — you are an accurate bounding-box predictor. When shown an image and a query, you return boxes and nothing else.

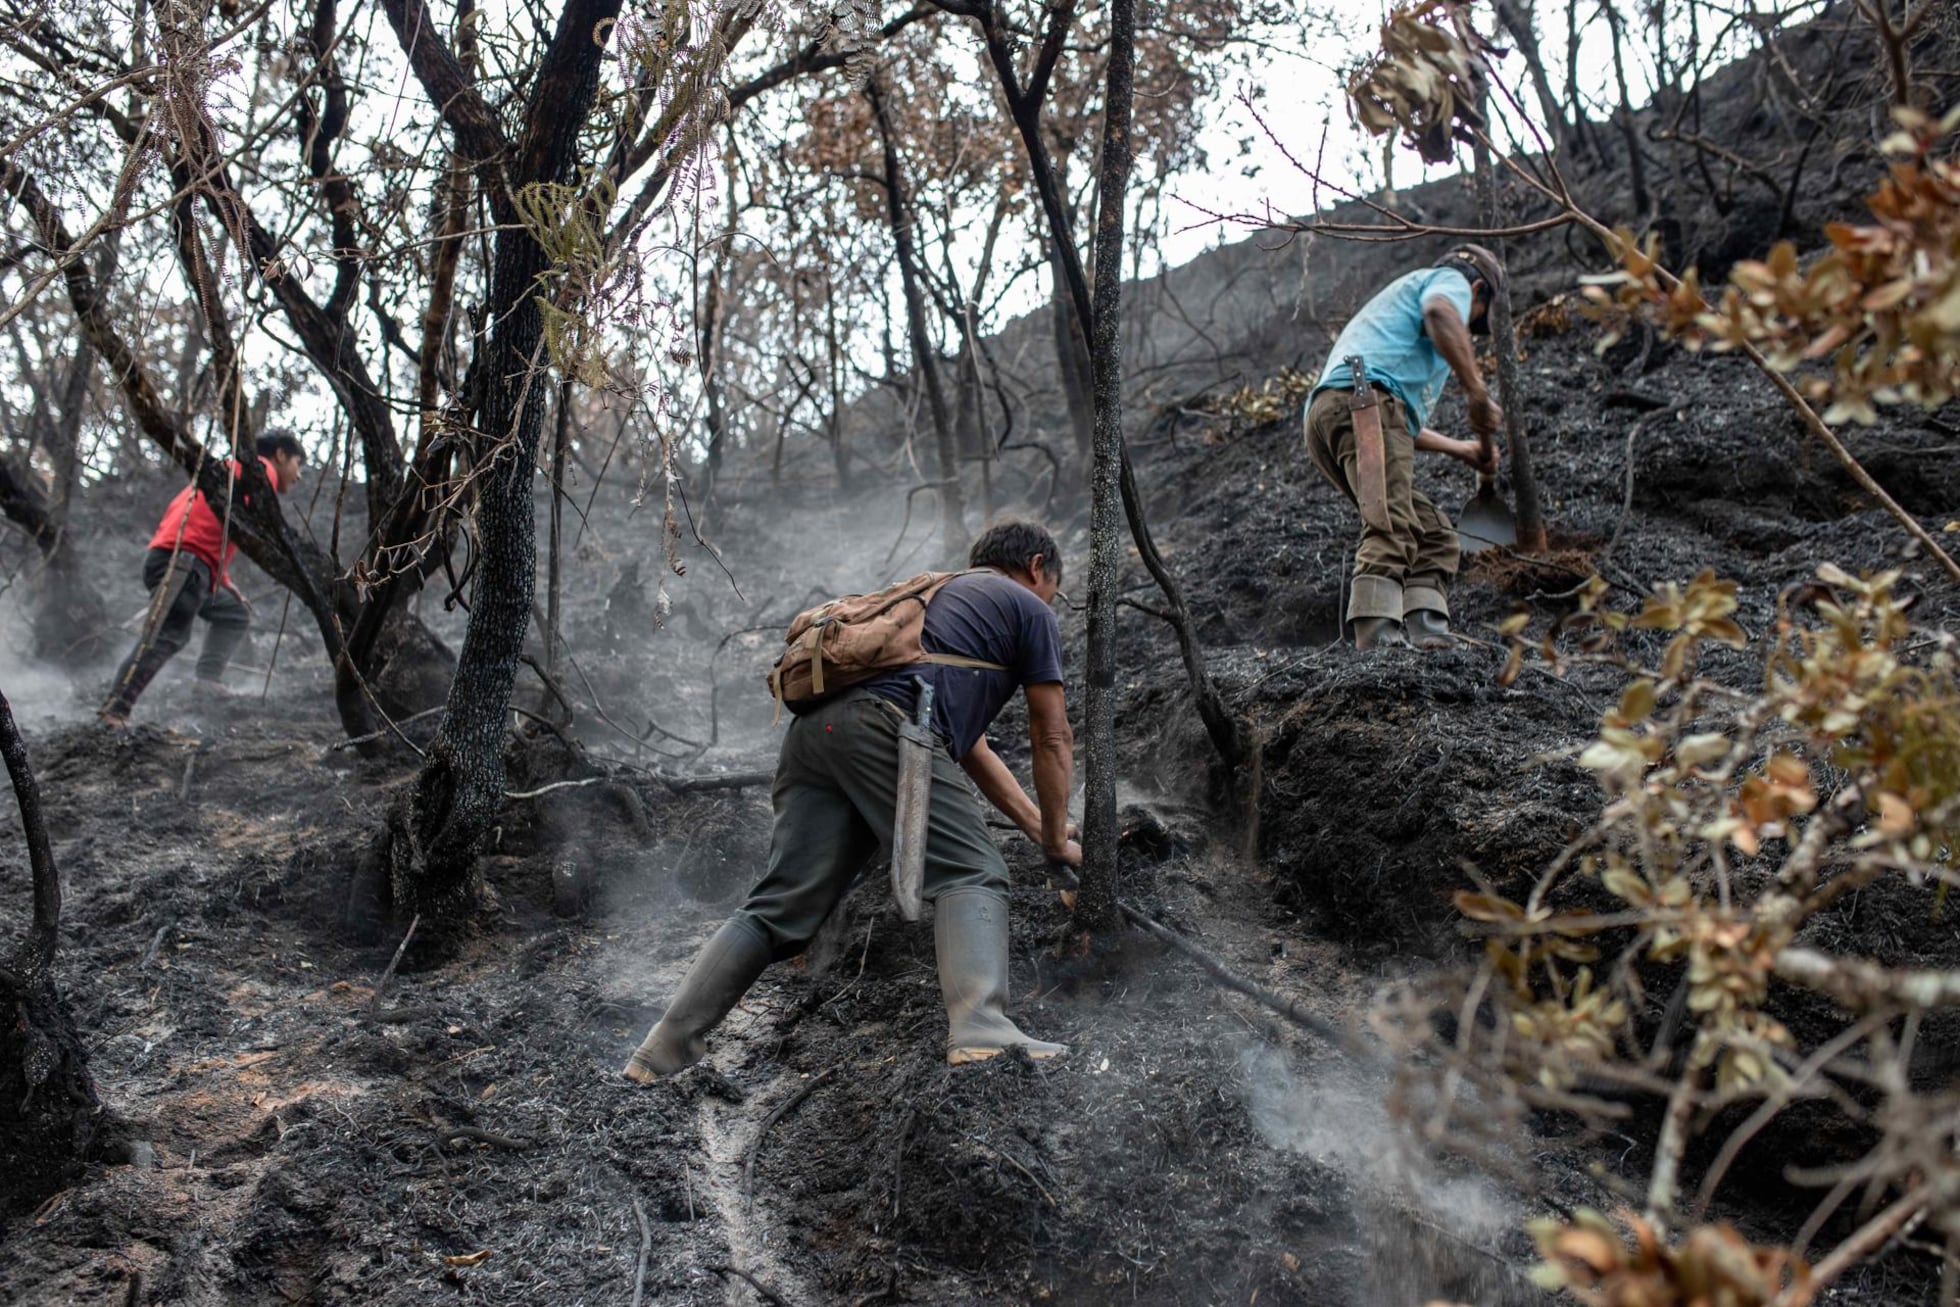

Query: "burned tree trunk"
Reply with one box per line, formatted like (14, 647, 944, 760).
(1493, 0, 1574, 158)
(1455, 5, 1550, 553)
(32, 340, 111, 663)
(370, 0, 624, 925)
(869, 78, 968, 557)
(944, 0, 1244, 774)
(0, 690, 105, 1217)
(0, 337, 112, 664)
(1049, 248, 1096, 481)
(1075, 0, 1137, 936)
(695, 236, 731, 535)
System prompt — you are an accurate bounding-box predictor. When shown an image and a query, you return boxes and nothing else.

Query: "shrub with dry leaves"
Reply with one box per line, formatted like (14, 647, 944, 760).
(1345, 0, 1486, 164)
(1584, 107, 1960, 425)
(1380, 565, 1959, 1302)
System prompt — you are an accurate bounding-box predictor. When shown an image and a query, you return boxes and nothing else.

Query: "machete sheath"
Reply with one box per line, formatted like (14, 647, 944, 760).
(889, 676, 936, 922)
(1345, 354, 1392, 534)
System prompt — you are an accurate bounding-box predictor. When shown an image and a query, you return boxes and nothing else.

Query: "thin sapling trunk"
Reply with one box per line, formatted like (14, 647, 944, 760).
(1076, 0, 1137, 935)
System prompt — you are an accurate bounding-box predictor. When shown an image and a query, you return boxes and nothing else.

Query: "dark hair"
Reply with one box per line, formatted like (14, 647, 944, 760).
(969, 519, 1062, 585)
(257, 432, 304, 462)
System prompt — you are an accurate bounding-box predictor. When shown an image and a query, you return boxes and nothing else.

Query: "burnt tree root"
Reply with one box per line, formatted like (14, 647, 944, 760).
(0, 970, 106, 1218)
(0, 689, 107, 1219)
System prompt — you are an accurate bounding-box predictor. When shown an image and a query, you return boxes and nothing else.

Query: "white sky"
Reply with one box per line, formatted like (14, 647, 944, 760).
(1146, 0, 1821, 268)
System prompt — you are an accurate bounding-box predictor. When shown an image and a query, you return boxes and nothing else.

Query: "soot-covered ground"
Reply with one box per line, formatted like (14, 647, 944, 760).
(6, 31, 1960, 1301)
(3, 300, 1953, 1305)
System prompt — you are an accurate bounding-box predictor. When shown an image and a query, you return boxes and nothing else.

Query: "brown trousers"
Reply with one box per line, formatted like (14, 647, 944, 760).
(1305, 387, 1459, 623)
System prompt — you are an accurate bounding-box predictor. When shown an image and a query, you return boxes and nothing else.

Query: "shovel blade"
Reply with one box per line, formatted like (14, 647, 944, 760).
(1457, 488, 1517, 554)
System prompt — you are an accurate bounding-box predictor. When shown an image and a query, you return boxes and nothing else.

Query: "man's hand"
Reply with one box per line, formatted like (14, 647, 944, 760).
(1049, 839, 1083, 868)
(1416, 427, 1501, 475)
(1456, 436, 1502, 475)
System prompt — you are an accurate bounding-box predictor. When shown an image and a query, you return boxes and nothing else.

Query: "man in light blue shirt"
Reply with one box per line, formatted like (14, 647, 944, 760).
(1305, 246, 1506, 649)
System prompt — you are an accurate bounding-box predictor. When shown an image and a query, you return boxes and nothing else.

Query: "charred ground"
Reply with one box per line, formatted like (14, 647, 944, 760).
(5, 10, 1960, 1302)
(4, 310, 1954, 1304)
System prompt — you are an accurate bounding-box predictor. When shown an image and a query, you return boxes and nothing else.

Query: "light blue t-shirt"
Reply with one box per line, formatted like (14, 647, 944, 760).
(1308, 267, 1474, 435)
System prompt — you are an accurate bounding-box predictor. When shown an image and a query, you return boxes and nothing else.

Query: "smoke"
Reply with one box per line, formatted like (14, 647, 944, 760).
(1240, 1045, 1519, 1272)
(0, 588, 89, 727)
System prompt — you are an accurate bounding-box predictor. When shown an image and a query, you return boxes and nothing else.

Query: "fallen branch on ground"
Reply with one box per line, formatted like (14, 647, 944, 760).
(504, 768, 771, 801)
(743, 1067, 834, 1213)
(705, 1264, 793, 1306)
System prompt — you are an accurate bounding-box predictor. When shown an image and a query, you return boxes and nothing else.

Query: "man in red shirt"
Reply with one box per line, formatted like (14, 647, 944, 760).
(99, 434, 306, 725)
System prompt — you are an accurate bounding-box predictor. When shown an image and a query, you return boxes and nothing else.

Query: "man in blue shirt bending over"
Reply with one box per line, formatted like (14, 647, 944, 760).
(1304, 245, 1506, 649)
(623, 521, 1079, 1081)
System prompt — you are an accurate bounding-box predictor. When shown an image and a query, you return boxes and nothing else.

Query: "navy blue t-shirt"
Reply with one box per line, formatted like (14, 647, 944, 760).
(862, 570, 1064, 759)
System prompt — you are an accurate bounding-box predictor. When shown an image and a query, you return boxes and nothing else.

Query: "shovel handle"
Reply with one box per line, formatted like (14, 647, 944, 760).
(1475, 426, 1497, 489)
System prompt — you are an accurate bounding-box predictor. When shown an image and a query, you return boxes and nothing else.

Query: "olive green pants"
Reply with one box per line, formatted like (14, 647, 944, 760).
(732, 691, 1008, 960)
(1305, 387, 1459, 624)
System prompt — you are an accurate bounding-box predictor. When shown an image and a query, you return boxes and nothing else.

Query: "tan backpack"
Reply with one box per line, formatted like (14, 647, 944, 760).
(766, 569, 1007, 717)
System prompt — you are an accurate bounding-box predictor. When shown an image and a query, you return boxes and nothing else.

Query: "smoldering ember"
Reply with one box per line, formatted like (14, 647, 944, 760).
(2, 1, 1958, 1304)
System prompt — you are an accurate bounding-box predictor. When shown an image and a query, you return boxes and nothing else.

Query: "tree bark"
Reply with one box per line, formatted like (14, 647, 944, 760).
(546, 379, 571, 693)
(1455, 5, 1549, 553)
(825, 269, 851, 491)
(1075, 0, 1136, 936)
(868, 78, 967, 557)
(0, 690, 105, 1217)
(30, 339, 111, 662)
(939, 0, 1243, 773)
(1493, 0, 1573, 155)
(1605, 1, 1652, 219)
(696, 231, 730, 532)
(373, 0, 625, 924)
(1049, 246, 1096, 480)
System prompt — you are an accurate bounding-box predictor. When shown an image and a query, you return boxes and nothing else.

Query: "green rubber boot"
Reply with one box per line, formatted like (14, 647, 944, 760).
(623, 918, 771, 1082)
(1406, 609, 1456, 650)
(1352, 616, 1410, 650)
(936, 888, 1065, 1066)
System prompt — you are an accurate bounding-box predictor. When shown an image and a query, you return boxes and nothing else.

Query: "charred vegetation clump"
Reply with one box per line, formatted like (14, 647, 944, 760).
(0, 691, 107, 1220)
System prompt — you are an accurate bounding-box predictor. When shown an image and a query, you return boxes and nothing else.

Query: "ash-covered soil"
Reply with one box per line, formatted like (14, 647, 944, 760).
(5, 12, 1959, 1300)
(0, 621, 1558, 1306)
(5, 316, 1952, 1304)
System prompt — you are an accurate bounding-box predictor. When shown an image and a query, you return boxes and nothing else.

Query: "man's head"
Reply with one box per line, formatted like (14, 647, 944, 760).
(969, 519, 1063, 604)
(1433, 243, 1505, 336)
(257, 432, 305, 493)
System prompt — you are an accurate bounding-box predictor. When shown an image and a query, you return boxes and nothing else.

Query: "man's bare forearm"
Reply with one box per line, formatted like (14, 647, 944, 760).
(1030, 734, 1073, 856)
(959, 737, 1042, 838)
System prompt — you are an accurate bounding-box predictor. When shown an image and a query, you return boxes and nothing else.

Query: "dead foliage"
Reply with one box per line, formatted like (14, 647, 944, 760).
(1583, 107, 1960, 427)
(1196, 366, 1316, 442)
(1345, 0, 1487, 165)
(1378, 565, 1960, 1300)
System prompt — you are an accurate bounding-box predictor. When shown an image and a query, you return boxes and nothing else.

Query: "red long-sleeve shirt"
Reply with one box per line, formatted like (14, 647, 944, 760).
(146, 457, 276, 588)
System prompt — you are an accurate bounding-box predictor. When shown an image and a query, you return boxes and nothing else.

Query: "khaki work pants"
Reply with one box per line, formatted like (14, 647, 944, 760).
(1304, 387, 1460, 624)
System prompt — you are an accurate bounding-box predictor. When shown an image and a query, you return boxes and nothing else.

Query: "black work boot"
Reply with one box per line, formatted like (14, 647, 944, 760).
(623, 917, 771, 1081)
(1352, 616, 1410, 651)
(1406, 609, 1455, 650)
(936, 888, 1065, 1065)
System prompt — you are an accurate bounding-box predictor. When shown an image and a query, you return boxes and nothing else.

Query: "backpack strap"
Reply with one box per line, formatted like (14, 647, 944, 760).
(921, 653, 1008, 672)
(916, 571, 1011, 675)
